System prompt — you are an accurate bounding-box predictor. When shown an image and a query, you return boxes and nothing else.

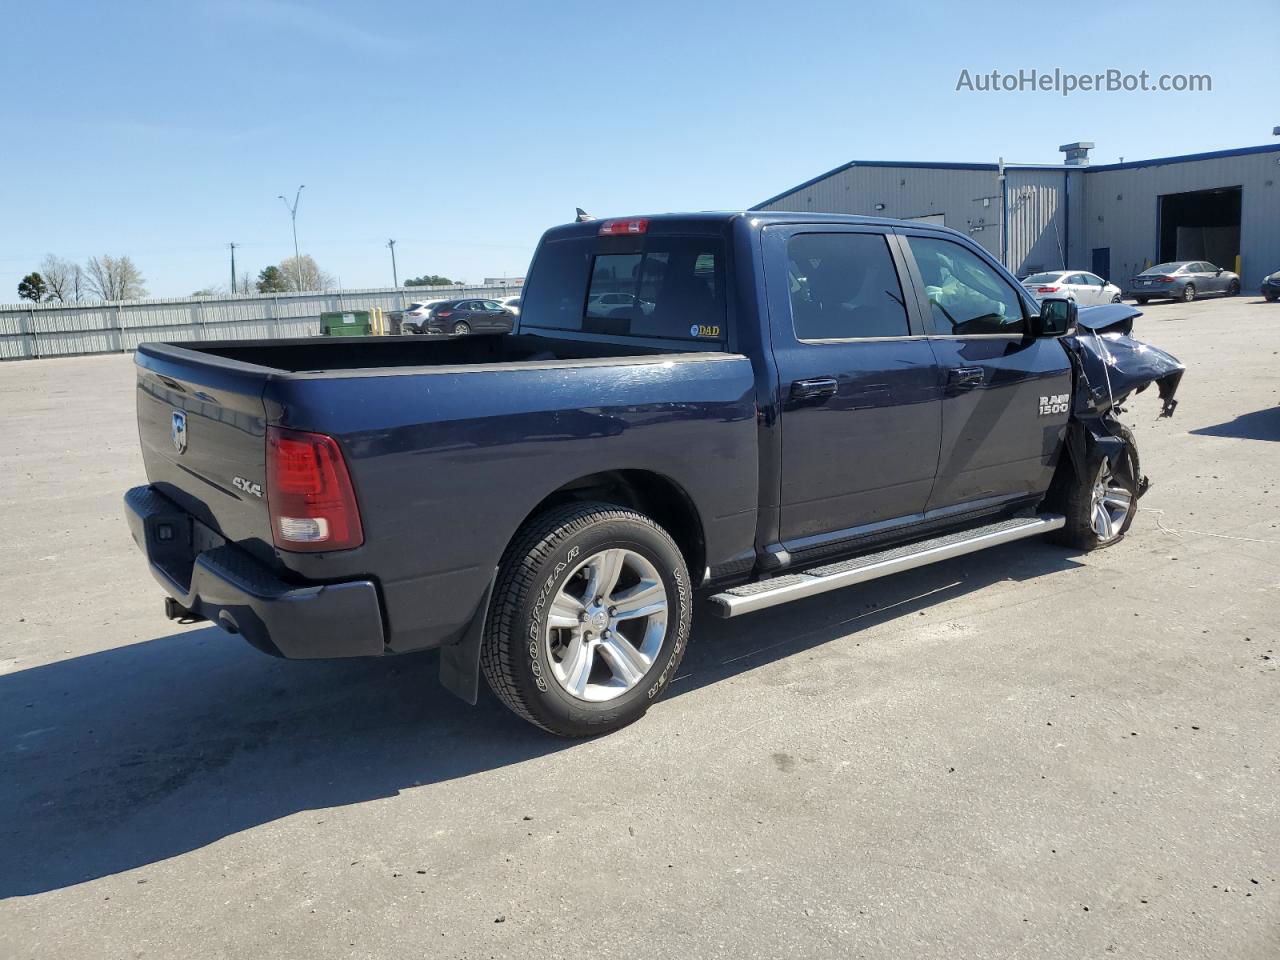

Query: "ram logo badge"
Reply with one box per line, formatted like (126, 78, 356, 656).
(1038, 393, 1069, 416)
(233, 476, 263, 498)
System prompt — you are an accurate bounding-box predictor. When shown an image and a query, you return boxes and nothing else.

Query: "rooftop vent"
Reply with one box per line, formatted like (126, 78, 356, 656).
(1059, 142, 1095, 166)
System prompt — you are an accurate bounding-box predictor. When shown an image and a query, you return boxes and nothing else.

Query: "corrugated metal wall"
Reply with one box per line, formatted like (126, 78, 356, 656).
(0, 285, 521, 361)
(755, 164, 1006, 260)
(1084, 152, 1280, 287)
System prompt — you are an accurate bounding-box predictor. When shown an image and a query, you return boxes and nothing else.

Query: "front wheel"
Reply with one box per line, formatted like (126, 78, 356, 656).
(1050, 424, 1139, 551)
(481, 502, 692, 737)
(1111, 294, 1122, 303)
(1226, 280, 1240, 296)
(1182, 284, 1196, 303)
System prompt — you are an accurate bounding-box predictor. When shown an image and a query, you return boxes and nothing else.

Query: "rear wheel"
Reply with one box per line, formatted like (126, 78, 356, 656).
(452, 321, 472, 335)
(1050, 424, 1140, 551)
(1181, 284, 1196, 302)
(480, 502, 692, 737)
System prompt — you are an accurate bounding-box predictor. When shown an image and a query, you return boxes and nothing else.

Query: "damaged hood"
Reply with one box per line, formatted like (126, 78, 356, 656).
(1065, 304, 1185, 417)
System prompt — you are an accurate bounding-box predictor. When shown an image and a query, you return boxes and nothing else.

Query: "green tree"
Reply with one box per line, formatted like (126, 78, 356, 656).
(405, 274, 455, 287)
(256, 266, 290, 293)
(18, 272, 47, 302)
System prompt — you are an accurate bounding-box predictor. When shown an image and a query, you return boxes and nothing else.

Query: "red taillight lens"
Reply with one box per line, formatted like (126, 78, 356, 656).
(1157, 276, 1175, 283)
(266, 426, 363, 552)
(598, 218, 649, 235)
(436, 309, 452, 317)
(1037, 286, 1060, 293)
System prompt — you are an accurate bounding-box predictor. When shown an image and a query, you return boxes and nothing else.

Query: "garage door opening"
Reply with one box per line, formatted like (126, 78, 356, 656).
(1158, 186, 1241, 268)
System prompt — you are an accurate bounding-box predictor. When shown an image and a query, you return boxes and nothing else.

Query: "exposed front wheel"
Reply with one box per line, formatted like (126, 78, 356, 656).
(480, 502, 692, 737)
(1050, 424, 1140, 551)
(1182, 284, 1196, 302)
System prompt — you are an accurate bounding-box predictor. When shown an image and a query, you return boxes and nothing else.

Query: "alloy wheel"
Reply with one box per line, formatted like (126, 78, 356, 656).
(1090, 460, 1132, 542)
(543, 548, 669, 702)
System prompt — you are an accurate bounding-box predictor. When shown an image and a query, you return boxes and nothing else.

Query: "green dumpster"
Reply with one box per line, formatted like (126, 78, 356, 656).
(319, 310, 372, 336)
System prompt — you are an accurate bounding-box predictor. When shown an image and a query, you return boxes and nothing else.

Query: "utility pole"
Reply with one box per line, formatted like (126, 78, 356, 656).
(228, 242, 238, 292)
(386, 239, 399, 288)
(277, 185, 306, 290)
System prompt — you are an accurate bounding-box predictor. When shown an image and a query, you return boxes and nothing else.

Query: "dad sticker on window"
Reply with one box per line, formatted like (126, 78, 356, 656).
(690, 324, 721, 338)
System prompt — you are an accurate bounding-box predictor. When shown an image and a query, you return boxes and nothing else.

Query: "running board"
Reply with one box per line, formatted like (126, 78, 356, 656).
(707, 514, 1065, 618)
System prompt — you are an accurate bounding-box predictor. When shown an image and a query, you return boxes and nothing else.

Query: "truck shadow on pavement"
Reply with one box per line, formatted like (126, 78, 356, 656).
(1, 541, 1081, 898)
(1189, 406, 1280, 442)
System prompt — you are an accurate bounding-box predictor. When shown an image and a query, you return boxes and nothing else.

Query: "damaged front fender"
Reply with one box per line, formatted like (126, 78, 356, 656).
(1065, 304, 1185, 418)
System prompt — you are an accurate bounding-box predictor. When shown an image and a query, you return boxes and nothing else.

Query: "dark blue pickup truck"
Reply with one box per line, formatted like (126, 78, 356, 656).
(125, 212, 1183, 736)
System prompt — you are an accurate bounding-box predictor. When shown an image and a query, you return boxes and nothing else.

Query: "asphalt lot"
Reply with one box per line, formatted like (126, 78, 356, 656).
(2, 295, 1278, 959)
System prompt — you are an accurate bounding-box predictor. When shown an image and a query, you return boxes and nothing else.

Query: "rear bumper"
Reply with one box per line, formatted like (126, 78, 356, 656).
(124, 485, 385, 659)
(1126, 285, 1180, 298)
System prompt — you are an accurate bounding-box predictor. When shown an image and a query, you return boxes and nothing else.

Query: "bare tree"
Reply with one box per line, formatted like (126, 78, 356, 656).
(85, 255, 147, 301)
(39, 255, 79, 302)
(278, 255, 335, 292)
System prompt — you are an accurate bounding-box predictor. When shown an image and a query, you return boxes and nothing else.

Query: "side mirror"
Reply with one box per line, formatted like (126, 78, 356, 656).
(1215, 269, 1223, 275)
(1033, 296, 1077, 338)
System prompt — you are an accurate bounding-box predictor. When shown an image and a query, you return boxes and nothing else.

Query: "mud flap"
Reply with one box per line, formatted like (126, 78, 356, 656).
(438, 573, 496, 705)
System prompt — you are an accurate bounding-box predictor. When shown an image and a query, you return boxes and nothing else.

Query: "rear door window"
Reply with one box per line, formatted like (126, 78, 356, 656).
(786, 233, 910, 340)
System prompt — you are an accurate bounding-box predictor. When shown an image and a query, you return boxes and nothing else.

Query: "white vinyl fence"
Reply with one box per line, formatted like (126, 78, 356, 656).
(0, 285, 521, 361)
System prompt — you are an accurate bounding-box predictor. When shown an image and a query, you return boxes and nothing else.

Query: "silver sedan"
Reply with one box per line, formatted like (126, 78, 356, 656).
(1127, 261, 1241, 304)
(1021, 270, 1122, 305)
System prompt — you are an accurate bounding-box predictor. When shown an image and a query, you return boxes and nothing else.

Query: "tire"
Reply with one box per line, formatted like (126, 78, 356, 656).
(1226, 280, 1240, 296)
(1050, 423, 1140, 551)
(1135, 296, 1149, 305)
(452, 321, 471, 335)
(1181, 284, 1196, 303)
(1111, 294, 1122, 303)
(1266, 291, 1279, 303)
(480, 502, 692, 737)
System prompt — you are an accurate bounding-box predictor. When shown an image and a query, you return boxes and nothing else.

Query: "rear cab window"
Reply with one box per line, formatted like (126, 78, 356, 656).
(520, 223, 728, 348)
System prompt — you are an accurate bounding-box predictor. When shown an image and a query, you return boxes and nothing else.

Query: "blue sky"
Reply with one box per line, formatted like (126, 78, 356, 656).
(2, 0, 1275, 300)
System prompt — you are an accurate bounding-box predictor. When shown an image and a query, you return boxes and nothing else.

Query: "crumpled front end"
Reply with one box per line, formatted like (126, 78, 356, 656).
(1065, 304, 1185, 419)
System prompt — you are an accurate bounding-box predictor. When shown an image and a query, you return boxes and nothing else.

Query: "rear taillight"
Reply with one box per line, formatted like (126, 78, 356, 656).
(1157, 276, 1175, 283)
(598, 218, 649, 235)
(436, 309, 452, 318)
(266, 426, 363, 552)
(1037, 286, 1060, 293)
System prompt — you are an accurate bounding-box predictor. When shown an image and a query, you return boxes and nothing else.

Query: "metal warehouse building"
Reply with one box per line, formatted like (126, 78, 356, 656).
(752, 142, 1280, 289)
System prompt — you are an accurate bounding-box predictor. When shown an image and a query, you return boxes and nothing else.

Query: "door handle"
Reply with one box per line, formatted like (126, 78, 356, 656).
(791, 377, 838, 400)
(947, 367, 984, 389)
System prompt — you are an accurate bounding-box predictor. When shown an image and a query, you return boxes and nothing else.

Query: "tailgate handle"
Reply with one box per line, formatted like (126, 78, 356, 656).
(791, 377, 838, 400)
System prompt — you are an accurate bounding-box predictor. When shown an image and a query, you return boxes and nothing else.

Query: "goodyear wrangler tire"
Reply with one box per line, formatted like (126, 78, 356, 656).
(480, 502, 692, 737)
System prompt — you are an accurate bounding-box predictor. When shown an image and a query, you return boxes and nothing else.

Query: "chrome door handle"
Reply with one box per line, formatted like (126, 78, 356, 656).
(947, 367, 983, 389)
(791, 377, 838, 400)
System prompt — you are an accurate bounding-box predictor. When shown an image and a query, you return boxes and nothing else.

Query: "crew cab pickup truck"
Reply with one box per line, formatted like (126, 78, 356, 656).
(125, 212, 1184, 737)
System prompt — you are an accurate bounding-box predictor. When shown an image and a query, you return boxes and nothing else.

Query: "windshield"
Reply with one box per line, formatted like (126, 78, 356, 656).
(1024, 272, 1064, 284)
(1142, 263, 1185, 275)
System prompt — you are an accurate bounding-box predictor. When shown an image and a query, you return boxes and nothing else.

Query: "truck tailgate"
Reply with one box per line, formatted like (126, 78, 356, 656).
(135, 347, 275, 565)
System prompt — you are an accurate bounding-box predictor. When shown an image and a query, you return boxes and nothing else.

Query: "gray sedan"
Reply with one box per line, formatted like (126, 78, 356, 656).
(1127, 261, 1241, 304)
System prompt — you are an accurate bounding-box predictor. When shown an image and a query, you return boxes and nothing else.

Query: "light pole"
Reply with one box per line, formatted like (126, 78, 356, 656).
(387, 239, 398, 288)
(228, 242, 238, 292)
(277, 185, 305, 290)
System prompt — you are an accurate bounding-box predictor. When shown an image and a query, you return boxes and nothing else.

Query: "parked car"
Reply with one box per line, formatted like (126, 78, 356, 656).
(1262, 269, 1280, 302)
(500, 295, 522, 316)
(1127, 261, 1241, 304)
(1022, 271, 1122, 305)
(124, 212, 1184, 737)
(400, 299, 446, 333)
(425, 298, 516, 335)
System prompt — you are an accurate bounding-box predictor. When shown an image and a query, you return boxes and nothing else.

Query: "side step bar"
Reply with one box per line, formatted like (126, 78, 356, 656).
(707, 514, 1065, 618)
